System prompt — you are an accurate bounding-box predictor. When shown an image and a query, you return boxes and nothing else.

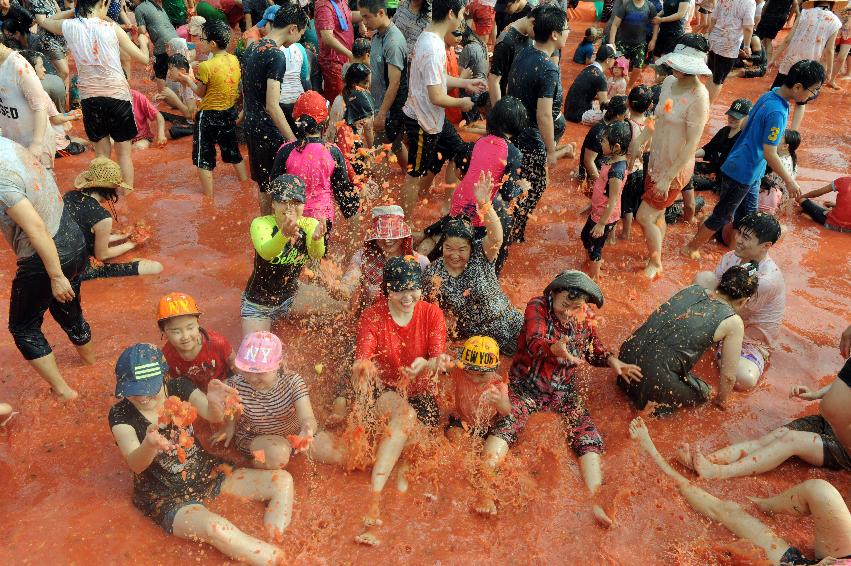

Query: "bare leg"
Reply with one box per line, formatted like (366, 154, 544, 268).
(28, 353, 77, 401)
(682, 189, 696, 222)
(683, 221, 717, 258)
(636, 202, 664, 278)
(241, 316, 272, 337)
(702, 427, 791, 465)
(628, 417, 790, 565)
(475, 435, 509, 516)
(220, 468, 295, 539)
(113, 140, 134, 188)
(579, 452, 612, 526)
(734, 356, 762, 391)
(621, 213, 633, 239)
(749, 479, 851, 560)
(249, 435, 293, 470)
(172, 504, 284, 566)
(401, 175, 420, 219)
(692, 430, 825, 479)
(356, 391, 418, 545)
(93, 137, 112, 160)
(75, 342, 96, 365)
(306, 430, 345, 465)
(0, 402, 18, 426)
(707, 80, 722, 104)
(587, 259, 602, 281)
(233, 161, 249, 182)
(198, 169, 214, 198)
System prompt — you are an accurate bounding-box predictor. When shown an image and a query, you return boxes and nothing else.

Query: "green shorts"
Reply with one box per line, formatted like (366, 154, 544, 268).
(617, 42, 647, 69)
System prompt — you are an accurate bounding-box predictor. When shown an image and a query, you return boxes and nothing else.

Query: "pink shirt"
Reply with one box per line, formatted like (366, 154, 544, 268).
(758, 187, 782, 214)
(590, 162, 625, 224)
(131, 89, 158, 142)
(450, 135, 509, 227)
(280, 141, 338, 221)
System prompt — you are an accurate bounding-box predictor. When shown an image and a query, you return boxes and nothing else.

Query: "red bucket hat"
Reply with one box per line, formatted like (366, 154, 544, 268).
(365, 205, 411, 242)
(294, 90, 329, 123)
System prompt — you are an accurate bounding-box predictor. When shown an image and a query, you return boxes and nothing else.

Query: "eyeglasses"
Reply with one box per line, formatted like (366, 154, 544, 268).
(804, 85, 820, 101)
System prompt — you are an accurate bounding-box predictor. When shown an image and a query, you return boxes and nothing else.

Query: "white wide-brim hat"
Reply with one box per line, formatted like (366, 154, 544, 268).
(657, 44, 712, 76)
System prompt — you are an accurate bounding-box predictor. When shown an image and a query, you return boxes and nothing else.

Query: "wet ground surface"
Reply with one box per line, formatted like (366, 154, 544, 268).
(1, 7, 850, 565)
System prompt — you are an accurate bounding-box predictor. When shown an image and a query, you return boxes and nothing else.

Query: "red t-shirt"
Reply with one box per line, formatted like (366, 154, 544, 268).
(355, 299, 447, 397)
(827, 176, 851, 230)
(452, 369, 508, 427)
(162, 329, 234, 391)
(131, 89, 158, 142)
(314, 0, 354, 65)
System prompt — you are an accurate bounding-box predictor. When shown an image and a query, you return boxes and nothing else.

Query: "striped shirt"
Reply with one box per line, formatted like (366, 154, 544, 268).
(226, 372, 309, 454)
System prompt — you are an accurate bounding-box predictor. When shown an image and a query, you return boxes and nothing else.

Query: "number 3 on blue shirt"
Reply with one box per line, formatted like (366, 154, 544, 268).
(767, 127, 780, 142)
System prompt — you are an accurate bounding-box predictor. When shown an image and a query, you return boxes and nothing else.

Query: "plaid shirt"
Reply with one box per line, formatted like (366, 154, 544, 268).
(509, 296, 612, 395)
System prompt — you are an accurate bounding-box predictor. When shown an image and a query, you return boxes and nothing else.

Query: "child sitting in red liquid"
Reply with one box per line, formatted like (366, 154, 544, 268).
(479, 270, 642, 523)
(130, 89, 167, 149)
(157, 292, 236, 392)
(446, 335, 510, 437)
(797, 176, 851, 233)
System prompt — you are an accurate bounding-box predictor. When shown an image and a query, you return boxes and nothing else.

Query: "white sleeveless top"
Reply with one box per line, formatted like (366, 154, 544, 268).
(0, 51, 56, 162)
(62, 17, 130, 101)
(279, 43, 306, 105)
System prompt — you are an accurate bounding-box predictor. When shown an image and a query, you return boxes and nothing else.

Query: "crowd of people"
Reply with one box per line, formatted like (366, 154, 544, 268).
(0, 0, 849, 563)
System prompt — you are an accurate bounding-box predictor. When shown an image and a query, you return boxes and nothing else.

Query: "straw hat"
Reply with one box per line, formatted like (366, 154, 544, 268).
(73, 157, 132, 192)
(657, 43, 712, 76)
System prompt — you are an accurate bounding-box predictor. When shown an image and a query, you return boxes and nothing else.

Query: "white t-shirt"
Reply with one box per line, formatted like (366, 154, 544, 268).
(779, 7, 842, 74)
(280, 43, 307, 105)
(0, 51, 55, 164)
(62, 17, 130, 101)
(708, 0, 756, 60)
(402, 31, 447, 135)
(714, 251, 785, 347)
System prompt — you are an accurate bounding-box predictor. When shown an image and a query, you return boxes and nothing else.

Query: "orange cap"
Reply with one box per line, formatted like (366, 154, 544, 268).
(156, 292, 202, 323)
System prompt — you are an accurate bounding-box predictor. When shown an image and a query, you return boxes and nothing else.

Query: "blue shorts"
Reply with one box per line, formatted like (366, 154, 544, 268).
(704, 172, 758, 231)
(240, 294, 294, 321)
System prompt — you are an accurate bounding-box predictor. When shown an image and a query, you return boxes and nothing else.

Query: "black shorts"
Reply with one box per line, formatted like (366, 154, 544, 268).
(755, 15, 786, 40)
(708, 50, 737, 85)
(80, 96, 137, 143)
(580, 216, 617, 261)
(192, 107, 243, 171)
(153, 52, 169, 80)
(785, 415, 851, 471)
(620, 168, 645, 216)
(403, 115, 465, 177)
(247, 135, 283, 190)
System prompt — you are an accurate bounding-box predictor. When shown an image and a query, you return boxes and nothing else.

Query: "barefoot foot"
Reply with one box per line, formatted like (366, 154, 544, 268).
(474, 493, 497, 516)
(680, 245, 700, 260)
(52, 387, 79, 403)
(692, 450, 719, 479)
(396, 462, 409, 493)
(355, 531, 381, 546)
(673, 443, 696, 471)
(643, 262, 663, 279)
(592, 504, 613, 527)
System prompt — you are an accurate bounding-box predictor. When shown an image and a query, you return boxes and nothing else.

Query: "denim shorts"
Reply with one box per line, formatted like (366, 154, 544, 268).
(240, 294, 294, 321)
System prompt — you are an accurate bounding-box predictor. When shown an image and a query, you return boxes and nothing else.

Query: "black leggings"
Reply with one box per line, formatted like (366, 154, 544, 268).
(800, 199, 828, 225)
(9, 247, 91, 361)
(82, 260, 141, 281)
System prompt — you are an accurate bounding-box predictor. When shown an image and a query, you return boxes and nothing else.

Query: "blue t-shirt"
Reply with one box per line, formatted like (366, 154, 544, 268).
(721, 89, 789, 186)
(573, 40, 595, 64)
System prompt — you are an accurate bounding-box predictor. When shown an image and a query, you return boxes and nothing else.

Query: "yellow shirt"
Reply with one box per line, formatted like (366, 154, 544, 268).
(197, 51, 241, 111)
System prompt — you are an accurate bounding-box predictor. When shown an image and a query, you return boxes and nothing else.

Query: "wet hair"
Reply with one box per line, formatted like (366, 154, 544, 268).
(342, 63, 370, 99)
(784, 59, 826, 90)
(294, 115, 324, 148)
(783, 129, 800, 171)
(81, 186, 120, 204)
(18, 50, 44, 69)
(432, 0, 466, 23)
(676, 33, 710, 53)
(3, 17, 26, 36)
(443, 217, 475, 244)
(273, 2, 309, 30)
(76, 0, 106, 17)
(717, 263, 759, 301)
(601, 121, 632, 156)
(602, 95, 628, 122)
(357, 0, 387, 14)
(733, 212, 782, 245)
(486, 96, 528, 138)
(167, 53, 190, 71)
(532, 3, 566, 43)
(627, 85, 653, 114)
(352, 37, 371, 59)
(583, 27, 595, 41)
(202, 19, 231, 50)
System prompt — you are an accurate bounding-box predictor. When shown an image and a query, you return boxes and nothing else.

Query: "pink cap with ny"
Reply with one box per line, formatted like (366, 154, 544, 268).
(235, 331, 283, 373)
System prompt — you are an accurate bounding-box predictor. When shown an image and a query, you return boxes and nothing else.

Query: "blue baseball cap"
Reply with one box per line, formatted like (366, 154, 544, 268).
(257, 5, 280, 28)
(115, 343, 168, 397)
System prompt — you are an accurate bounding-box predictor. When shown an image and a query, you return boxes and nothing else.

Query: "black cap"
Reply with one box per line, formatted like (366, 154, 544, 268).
(382, 256, 422, 294)
(726, 98, 753, 120)
(596, 43, 620, 62)
(269, 174, 306, 203)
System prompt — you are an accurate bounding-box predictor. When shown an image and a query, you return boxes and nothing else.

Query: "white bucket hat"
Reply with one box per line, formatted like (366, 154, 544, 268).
(657, 43, 712, 76)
